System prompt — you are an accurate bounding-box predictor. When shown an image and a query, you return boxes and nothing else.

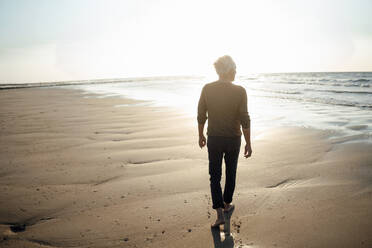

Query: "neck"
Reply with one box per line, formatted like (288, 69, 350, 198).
(218, 77, 233, 83)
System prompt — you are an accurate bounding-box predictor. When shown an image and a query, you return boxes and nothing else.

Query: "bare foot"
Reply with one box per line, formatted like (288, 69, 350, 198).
(224, 203, 235, 212)
(211, 208, 225, 228)
(211, 217, 225, 228)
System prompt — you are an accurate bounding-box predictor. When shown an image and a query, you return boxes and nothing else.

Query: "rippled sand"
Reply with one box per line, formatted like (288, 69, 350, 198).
(0, 88, 371, 248)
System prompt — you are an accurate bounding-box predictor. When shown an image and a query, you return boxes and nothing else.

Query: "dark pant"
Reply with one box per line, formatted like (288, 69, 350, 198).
(207, 135, 241, 209)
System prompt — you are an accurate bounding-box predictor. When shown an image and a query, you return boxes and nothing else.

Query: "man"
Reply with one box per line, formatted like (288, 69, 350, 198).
(197, 55, 252, 228)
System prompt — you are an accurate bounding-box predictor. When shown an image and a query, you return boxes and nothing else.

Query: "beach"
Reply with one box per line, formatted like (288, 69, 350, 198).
(0, 87, 372, 248)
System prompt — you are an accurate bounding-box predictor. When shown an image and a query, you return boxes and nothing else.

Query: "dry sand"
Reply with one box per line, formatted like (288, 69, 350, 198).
(0, 87, 371, 248)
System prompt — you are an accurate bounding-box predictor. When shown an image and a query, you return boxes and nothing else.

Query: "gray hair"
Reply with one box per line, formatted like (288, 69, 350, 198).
(214, 55, 236, 76)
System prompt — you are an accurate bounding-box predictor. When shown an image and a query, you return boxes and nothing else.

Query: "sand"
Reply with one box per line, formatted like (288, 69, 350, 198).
(0, 87, 371, 248)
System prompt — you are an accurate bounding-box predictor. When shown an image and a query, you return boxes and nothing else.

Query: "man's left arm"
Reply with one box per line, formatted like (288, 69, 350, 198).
(198, 123, 206, 148)
(197, 86, 207, 148)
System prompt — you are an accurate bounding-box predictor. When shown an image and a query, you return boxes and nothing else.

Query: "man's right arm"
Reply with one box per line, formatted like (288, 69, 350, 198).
(197, 86, 207, 148)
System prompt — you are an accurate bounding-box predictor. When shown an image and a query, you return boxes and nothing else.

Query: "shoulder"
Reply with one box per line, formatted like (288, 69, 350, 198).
(232, 83, 247, 94)
(202, 81, 219, 91)
(205, 81, 219, 87)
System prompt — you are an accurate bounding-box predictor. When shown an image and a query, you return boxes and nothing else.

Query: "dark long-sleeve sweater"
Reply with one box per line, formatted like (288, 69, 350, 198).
(197, 81, 250, 137)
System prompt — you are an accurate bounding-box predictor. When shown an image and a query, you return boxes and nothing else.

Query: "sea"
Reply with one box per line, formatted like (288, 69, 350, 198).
(1, 72, 371, 142)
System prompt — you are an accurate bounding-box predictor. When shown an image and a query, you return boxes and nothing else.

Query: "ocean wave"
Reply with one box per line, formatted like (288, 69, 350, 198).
(246, 87, 302, 95)
(251, 93, 372, 109)
(249, 80, 372, 89)
(304, 88, 372, 95)
(241, 77, 257, 80)
(351, 78, 370, 83)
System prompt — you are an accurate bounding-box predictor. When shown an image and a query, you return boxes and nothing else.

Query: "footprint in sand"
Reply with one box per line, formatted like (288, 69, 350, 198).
(204, 194, 212, 219)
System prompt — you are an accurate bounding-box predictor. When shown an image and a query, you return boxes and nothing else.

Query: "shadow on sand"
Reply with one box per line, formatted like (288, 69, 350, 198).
(211, 206, 235, 248)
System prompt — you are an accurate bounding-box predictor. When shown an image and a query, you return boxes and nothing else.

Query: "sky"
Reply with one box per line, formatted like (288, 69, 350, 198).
(0, 0, 372, 83)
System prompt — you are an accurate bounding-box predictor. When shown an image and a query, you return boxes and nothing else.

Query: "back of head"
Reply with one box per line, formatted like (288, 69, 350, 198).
(214, 55, 236, 77)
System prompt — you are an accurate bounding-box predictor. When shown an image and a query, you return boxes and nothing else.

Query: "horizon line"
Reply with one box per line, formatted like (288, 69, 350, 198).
(1, 71, 372, 86)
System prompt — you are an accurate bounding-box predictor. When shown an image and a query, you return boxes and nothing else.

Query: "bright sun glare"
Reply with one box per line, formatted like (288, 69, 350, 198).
(1, 0, 371, 83)
(74, 0, 357, 79)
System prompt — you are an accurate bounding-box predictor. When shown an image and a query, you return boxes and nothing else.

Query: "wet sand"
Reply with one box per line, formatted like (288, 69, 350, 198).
(0, 87, 371, 248)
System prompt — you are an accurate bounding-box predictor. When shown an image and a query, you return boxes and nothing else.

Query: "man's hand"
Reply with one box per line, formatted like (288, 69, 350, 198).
(244, 143, 252, 158)
(199, 135, 206, 148)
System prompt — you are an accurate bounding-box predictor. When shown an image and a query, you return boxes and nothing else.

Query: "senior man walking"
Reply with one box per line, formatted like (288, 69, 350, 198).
(197, 55, 252, 228)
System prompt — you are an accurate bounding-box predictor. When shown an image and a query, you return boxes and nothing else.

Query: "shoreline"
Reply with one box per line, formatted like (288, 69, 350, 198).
(0, 87, 371, 247)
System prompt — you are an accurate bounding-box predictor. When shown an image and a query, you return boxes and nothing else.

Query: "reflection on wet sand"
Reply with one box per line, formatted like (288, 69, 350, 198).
(210, 207, 235, 248)
(211, 206, 256, 248)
